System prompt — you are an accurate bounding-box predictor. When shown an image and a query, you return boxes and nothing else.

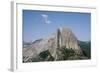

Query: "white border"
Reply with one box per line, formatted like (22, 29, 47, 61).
(11, 2, 97, 72)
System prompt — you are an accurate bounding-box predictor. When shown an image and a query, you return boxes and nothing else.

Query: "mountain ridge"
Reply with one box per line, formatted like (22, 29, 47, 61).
(23, 27, 89, 62)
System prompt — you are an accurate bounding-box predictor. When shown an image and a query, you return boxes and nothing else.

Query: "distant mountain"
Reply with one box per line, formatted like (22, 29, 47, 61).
(23, 27, 89, 63)
(32, 39, 43, 44)
(23, 41, 32, 48)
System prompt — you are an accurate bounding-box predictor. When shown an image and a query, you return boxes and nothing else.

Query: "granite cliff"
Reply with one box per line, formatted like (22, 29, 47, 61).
(23, 27, 87, 62)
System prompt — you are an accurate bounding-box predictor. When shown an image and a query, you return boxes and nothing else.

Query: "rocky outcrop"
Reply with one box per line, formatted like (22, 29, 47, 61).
(57, 27, 83, 54)
(23, 27, 85, 62)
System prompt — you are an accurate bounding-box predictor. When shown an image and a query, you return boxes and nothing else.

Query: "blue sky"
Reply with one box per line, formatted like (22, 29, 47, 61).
(23, 10, 91, 42)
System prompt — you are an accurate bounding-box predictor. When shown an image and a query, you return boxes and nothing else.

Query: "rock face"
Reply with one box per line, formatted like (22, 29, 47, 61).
(57, 27, 82, 54)
(23, 27, 85, 62)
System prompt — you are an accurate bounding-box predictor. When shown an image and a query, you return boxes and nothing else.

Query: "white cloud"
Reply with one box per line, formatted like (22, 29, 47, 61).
(41, 14, 51, 24)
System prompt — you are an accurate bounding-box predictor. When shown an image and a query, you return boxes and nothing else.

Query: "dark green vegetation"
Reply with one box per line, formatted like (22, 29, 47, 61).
(23, 50, 55, 63)
(60, 47, 80, 60)
(78, 41, 91, 59)
(39, 50, 54, 61)
(55, 46, 88, 61)
(23, 41, 91, 62)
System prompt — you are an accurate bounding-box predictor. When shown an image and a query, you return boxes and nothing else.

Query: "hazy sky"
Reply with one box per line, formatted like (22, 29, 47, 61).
(23, 10, 91, 42)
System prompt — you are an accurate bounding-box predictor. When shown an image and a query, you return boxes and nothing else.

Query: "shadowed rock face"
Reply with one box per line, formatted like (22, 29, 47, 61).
(23, 27, 84, 62)
(57, 27, 83, 54)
